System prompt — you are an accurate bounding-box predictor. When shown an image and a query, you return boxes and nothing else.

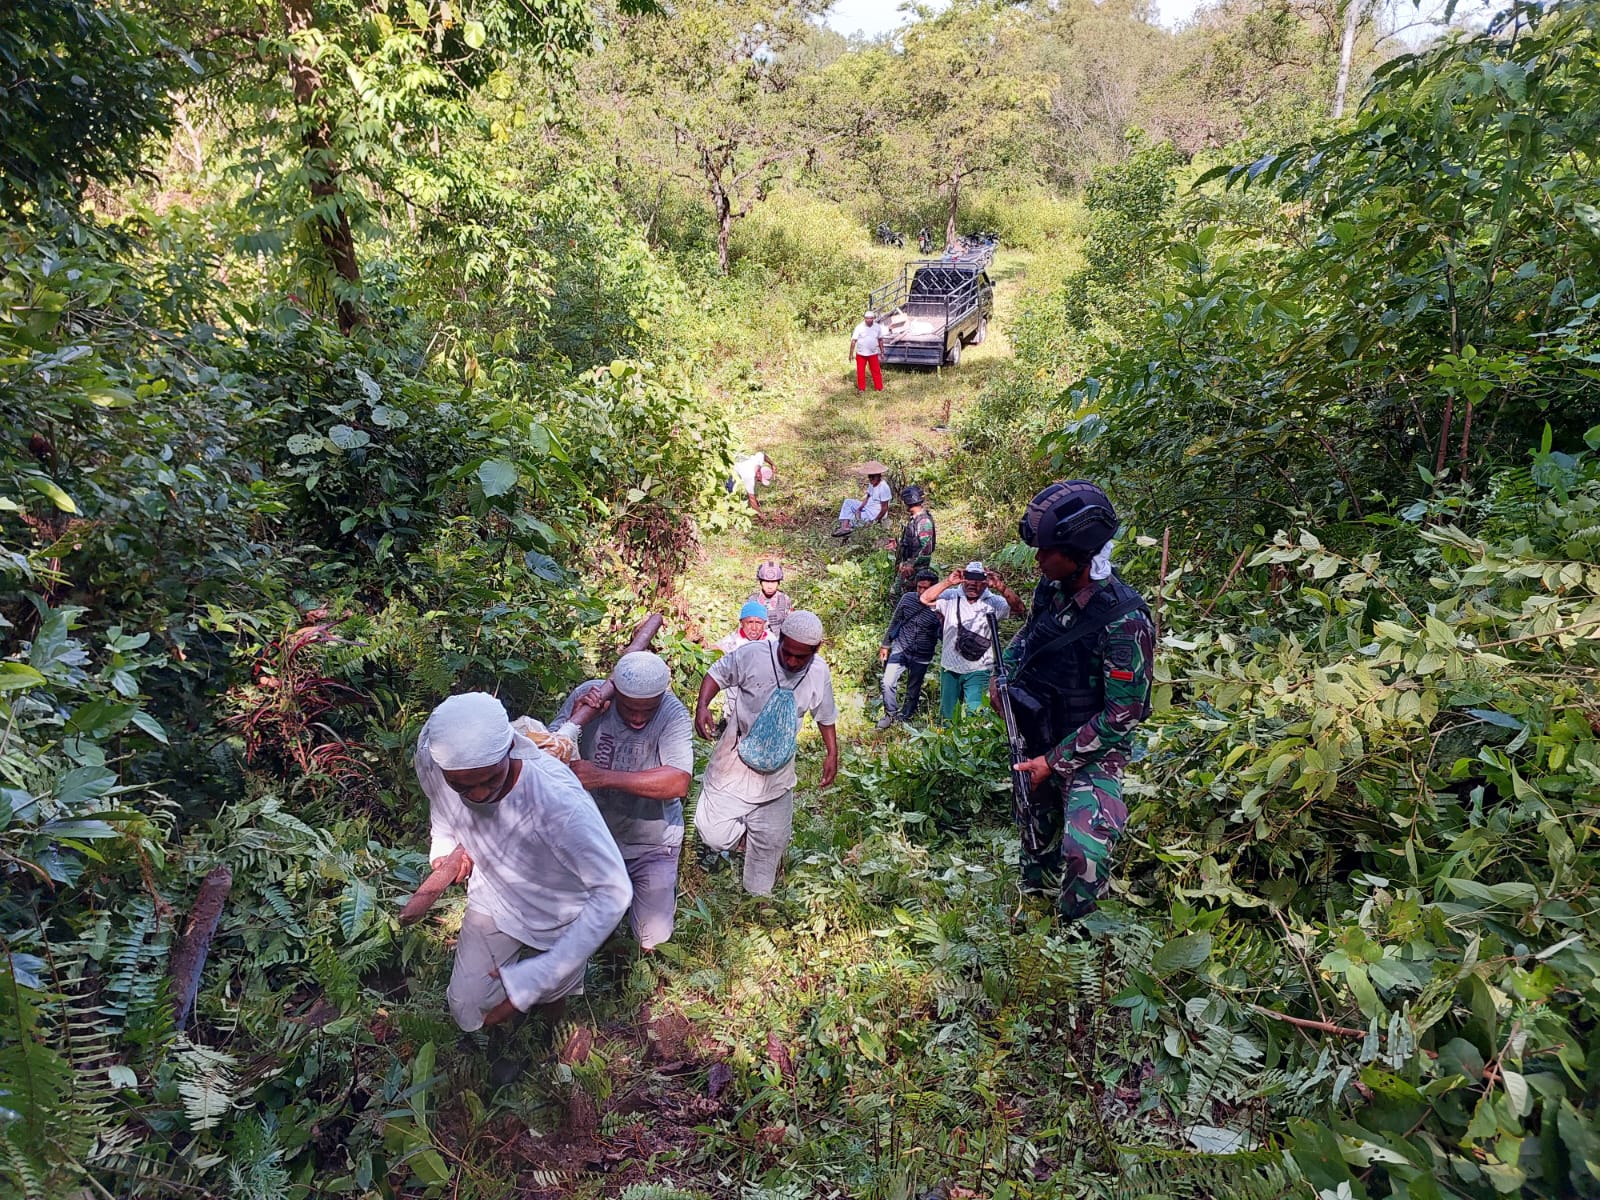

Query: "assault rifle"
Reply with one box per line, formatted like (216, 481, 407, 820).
(986, 609, 1032, 827)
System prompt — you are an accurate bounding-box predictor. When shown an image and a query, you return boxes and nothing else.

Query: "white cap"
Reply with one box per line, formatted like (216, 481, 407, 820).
(612, 651, 671, 699)
(964, 561, 986, 577)
(864, 310, 877, 319)
(781, 610, 824, 646)
(426, 693, 514, 771)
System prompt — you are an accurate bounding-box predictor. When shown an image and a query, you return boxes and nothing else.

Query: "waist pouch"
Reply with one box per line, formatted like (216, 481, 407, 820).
(953, 595, 992, 661)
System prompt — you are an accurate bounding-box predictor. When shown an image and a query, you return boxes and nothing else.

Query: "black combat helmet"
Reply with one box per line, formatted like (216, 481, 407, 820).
(900, 484, 924, 506)
(1020, 481, 1118, 558)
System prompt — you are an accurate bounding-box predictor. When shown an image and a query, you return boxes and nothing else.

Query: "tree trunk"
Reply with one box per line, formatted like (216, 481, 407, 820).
(715, 189, 733, 274)
(283, 0, 361, 334)
(945, 169, 961, 248)
(1332, 0, 1361, 119)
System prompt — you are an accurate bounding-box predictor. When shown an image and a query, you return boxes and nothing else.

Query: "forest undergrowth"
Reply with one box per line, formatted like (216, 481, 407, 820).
(5, 1, 1600, 1198)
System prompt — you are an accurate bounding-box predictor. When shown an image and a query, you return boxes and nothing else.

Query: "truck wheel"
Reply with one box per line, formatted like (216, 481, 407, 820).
(972, 318, 988, 345)
(945, 339, 962, 367)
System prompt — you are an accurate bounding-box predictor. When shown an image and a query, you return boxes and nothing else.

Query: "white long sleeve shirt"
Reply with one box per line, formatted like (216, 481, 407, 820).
(416, 732, 632, 1011)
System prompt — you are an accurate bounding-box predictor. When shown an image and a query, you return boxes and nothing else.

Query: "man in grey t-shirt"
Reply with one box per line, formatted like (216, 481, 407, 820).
(691, 610, 838, 896)
(553, 652, 693, 951)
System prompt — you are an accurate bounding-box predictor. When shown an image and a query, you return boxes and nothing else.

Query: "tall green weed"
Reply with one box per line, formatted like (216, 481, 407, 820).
(728, 195, 897, 332)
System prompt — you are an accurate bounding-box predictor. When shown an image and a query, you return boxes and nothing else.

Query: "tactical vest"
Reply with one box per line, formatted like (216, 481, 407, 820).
(1009, 573, 1150, 754)
(899, 511, 935, 564)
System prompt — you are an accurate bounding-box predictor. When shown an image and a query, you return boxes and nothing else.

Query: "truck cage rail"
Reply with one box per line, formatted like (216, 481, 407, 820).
(868, 249, 993, 366)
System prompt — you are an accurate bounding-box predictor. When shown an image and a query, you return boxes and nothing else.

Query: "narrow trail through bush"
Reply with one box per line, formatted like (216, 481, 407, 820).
(686, 252, 1031, 652)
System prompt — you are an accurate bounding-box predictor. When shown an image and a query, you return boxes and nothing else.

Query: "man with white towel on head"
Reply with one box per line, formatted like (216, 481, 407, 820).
(414, 692, 632, 1079)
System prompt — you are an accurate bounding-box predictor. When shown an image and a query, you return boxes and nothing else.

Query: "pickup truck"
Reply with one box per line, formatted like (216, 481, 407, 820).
(867, 245, 996, 368)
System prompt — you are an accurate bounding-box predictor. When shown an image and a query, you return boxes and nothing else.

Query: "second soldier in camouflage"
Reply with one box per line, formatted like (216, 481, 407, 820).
(1003, 480, 1155, 923)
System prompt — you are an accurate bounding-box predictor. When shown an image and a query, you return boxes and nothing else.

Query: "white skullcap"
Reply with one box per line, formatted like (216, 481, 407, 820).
(965, 561, 986, 575)
(612, 651, 671, 699)
(426, 692, 514, 771)
(781, 610, 824, 646)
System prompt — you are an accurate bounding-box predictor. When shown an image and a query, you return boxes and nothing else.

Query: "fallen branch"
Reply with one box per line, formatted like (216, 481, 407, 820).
(1199, 546, 1251, 619)
(1251, 1004, 1438, 1058)
(1154, 526, 1171, 638)
(398, 846, 467, 926)
(171, 866, 233, 1030)
(1250, 1004, 1366, 1039)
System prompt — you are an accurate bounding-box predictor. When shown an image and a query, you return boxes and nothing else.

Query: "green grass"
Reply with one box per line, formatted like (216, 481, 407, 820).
(688, 251, 1034, 658)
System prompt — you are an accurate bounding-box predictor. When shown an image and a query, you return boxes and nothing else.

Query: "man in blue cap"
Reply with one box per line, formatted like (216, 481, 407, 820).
(714, 600, 772, 654)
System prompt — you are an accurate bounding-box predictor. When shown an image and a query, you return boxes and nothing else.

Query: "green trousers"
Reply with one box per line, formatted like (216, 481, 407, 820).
(1018, 760, 1129, 922)
(939, 668, 990, 721)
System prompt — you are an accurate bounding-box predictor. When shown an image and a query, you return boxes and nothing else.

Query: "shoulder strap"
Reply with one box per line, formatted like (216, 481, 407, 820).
(770, 640, 811, 692)
(1014, 592, 1148, 678)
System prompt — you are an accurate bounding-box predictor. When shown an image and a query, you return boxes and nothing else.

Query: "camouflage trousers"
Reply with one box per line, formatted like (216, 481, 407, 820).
(1017, 761, 1128, 922)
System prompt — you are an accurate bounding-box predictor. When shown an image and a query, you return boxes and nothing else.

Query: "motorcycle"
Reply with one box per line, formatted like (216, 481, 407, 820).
(874, 222, 905, 248)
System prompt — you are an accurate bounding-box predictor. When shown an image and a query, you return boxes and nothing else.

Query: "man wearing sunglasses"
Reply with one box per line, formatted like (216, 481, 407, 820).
(1001, 480, 1155, 925)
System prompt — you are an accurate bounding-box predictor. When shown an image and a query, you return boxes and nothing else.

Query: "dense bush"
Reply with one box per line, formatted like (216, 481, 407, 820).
(1049, 5, 1600, 558)
(728, 195, 895, 332)
(0, 19, 733, 1190)
(1112, 462, 1600, 1197)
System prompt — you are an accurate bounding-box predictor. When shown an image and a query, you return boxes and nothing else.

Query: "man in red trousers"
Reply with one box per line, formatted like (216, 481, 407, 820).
(850, 310, 885, 392)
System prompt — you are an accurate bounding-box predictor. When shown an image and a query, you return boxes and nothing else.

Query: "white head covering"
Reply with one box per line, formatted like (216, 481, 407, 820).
(780, 610, 824, 646)
(426, 692, 514, 771)
(1089, 539, 1117, 581)
(963, 561, 986, 578)
(612, 651, 671, 699)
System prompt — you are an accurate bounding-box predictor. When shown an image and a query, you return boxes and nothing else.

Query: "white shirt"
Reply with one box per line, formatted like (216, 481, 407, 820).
(713, 626, 772, 655)
(732, 452, 766, 497)
(702, 640, 838, 805)
(417, 732, 631, 1010)
(860, 478, 892, 523)
(852, 321, 884, 356)
(934, 588, 1010, 672)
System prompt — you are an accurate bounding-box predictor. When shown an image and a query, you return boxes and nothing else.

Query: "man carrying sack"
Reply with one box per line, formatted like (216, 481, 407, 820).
(551, 652, 693, 953)
(414, 692, 631, 1079)
(921, 561, 1024, 719)
(691, 610, 838, 895)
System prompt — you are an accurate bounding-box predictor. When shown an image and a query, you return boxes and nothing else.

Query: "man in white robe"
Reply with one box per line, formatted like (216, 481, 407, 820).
(414, 692, 631, 1078)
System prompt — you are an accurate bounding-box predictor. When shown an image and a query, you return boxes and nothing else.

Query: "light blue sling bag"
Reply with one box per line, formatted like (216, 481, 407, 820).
(737, 646, 811, 775)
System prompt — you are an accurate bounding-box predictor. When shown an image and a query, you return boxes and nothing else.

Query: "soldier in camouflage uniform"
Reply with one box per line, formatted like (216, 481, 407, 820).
(1001, 481, 1154, 923)
(893, 485, 937, 593)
